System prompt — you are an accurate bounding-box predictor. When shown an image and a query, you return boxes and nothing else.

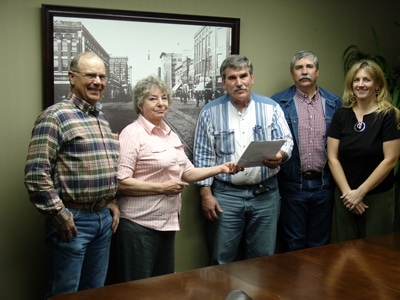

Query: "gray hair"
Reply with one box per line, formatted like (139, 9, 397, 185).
(133, 75, 172, 114)
(69, 52, 101, 72)
(290, 50, 319, 71)
(220, 55, 254, 79)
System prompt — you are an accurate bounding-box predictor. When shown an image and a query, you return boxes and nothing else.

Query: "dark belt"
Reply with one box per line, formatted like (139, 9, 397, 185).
(64, 198, 113, 213)
(213, 176, 277, 196)
(302, 170, 322, 180)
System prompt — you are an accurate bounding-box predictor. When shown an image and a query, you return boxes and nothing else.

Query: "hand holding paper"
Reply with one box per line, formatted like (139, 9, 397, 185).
(237, 140, 286, 168)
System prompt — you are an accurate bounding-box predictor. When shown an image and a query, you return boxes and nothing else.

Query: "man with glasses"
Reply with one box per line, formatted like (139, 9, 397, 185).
(73, 71, 108, 82)
(25, 52, 120, 299)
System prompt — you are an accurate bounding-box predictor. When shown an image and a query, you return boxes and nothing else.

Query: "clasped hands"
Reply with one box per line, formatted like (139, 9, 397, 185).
(341, 189, 368, 215)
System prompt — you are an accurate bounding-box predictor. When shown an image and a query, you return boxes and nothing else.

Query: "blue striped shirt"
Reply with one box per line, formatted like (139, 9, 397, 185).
(193, 93, 293, 186)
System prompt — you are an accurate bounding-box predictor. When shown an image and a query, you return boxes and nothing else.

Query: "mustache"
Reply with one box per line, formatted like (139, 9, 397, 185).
(299, 75, 312, 81)
(233, 85, 248, 92)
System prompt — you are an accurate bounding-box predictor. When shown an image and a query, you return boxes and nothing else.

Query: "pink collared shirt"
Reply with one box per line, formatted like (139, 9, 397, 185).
(117, 114, 194, 231)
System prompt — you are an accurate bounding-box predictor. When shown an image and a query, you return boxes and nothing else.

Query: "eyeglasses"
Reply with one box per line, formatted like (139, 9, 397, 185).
(73, 71, 107, 82)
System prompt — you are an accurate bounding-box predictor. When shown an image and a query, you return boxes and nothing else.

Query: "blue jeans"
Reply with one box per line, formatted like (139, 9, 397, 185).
(44, 207, 113, 299)
(208, 176, 280, 265)
(277, 178, 334, 252)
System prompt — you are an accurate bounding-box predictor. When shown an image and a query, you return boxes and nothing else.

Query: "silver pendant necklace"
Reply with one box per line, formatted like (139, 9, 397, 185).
(353, 103, 377, 133)
(354, 121, 366, 132)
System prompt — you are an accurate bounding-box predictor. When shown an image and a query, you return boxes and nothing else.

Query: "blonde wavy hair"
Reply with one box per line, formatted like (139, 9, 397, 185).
(343, 59, 400, 129)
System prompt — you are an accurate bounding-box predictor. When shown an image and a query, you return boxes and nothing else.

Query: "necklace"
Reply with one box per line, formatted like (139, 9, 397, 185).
(353, 103, 377, 133)
(354, 121, 366, 132)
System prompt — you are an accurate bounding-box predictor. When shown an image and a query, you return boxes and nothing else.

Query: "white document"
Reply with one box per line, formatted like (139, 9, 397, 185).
(237, 140, 286, 168)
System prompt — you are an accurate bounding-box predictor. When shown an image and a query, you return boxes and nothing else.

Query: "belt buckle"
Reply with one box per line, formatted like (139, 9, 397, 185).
(90, 199, 107, 213)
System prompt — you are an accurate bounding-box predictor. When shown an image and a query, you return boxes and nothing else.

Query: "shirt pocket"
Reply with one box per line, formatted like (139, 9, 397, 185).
(214, 129, 235, 155)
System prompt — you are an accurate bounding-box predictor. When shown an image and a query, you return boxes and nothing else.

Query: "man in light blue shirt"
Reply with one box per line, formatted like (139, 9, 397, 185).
(193, 55, 293, 264)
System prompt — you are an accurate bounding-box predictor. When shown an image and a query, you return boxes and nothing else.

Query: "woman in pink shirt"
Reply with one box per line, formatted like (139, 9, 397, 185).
(114, 75, 241, 282)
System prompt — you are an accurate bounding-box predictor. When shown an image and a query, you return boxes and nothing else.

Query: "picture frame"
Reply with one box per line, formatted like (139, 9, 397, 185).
(42, 4, 240, 159)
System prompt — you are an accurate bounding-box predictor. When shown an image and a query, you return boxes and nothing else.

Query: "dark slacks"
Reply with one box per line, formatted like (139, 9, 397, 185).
(114, 218, 175, 282)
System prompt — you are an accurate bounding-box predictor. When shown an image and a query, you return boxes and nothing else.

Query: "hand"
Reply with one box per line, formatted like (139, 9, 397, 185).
(201, 194, 223, 221)
(341, 188, 367, 211)
(162, 180, 190, 195)
(350, 201, 368, 215)
(262, 152, 284, 169)
(222, 162, 244, 174)
(108, 201, 120, 233)
(53, 213, 78, 243)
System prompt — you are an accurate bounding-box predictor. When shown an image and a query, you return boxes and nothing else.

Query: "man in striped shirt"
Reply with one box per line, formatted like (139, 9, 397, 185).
(24, 52, 119, 299)
(193, 55, 293, 265)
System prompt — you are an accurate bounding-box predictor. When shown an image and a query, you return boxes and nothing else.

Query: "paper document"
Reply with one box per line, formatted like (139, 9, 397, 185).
(237, 140, 286, 168)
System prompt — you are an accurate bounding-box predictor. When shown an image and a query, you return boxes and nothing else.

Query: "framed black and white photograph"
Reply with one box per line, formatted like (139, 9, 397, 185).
(42, 5, 240, 159)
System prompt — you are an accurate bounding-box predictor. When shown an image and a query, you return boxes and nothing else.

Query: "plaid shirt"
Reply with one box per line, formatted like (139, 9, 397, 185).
(24, 94, 119, 224)
(295, 88, 326, 172)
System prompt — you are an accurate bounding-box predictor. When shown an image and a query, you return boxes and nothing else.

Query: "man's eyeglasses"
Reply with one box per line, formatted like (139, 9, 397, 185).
(73, 71, 107, 82)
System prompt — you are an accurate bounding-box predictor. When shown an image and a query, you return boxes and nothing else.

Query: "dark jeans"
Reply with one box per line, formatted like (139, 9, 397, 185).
(277, 178, 334, 252)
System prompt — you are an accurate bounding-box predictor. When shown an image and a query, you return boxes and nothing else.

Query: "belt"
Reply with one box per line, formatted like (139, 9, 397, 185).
(64, 198, 113, 213)
(302, 170, 322, 180)
(213, 176, 277, 196)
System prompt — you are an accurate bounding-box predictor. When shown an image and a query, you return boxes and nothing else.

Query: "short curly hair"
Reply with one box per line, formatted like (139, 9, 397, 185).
(133, 75, 172, 114)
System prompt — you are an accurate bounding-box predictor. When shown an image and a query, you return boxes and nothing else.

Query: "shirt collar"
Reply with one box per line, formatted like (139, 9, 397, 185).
(295, 87, 319, 103)
(228, 94, 253, 114)
(68, 92, 102, 115)
(137, 114, 172, 135)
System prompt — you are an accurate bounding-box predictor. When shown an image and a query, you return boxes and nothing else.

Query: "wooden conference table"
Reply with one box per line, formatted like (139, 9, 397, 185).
(51, 232, 400, 300)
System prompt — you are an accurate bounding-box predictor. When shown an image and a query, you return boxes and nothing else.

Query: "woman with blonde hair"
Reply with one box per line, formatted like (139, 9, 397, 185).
(327, 59, 400, 242)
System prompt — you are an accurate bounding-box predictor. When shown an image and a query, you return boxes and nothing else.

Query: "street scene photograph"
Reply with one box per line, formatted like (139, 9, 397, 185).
(51, 15, 233, 159)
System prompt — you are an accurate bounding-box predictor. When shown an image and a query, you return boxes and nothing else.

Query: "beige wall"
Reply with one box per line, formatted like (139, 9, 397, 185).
(1, 0, 399, 298)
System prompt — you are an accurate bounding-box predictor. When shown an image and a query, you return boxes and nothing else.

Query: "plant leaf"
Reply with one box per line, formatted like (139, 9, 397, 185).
(372, 27, 385, 57)
(393, 86, 400, 108)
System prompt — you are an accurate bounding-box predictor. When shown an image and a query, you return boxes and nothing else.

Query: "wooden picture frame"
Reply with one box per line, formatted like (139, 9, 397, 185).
(42, 4, 240, 158)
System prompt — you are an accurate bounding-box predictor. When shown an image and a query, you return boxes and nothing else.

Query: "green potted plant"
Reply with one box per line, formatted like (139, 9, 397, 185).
(343, 22, 399, 105)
